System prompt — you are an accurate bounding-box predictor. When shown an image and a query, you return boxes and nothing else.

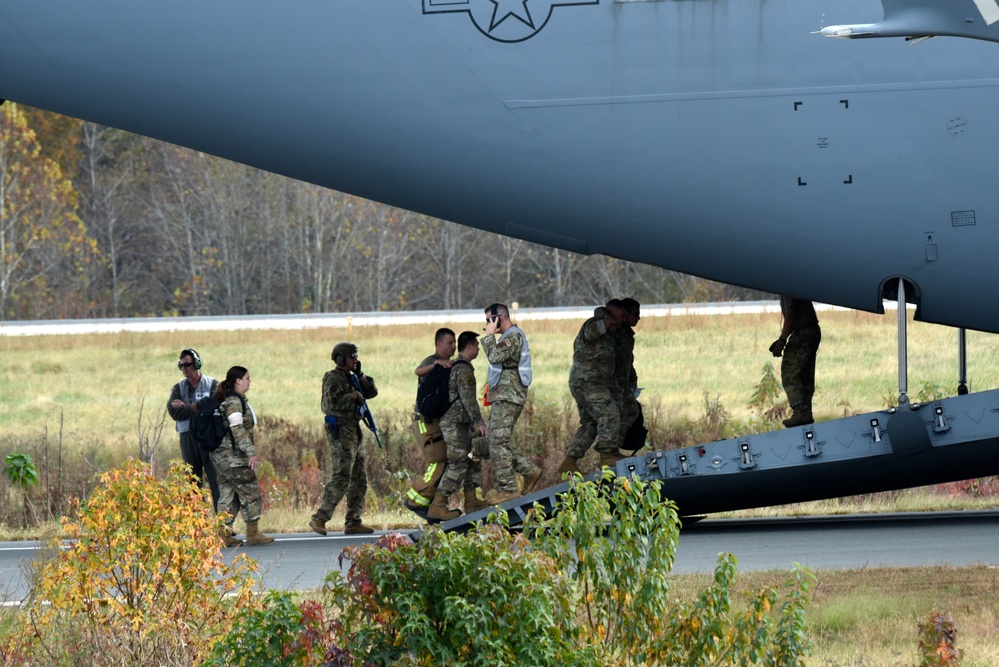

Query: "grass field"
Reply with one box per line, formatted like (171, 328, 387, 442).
(3, 306, 998, 447)
(3, 306, 999, 664)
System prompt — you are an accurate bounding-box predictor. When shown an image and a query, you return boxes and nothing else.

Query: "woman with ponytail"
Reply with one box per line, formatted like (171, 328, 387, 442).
(211, 366, 274, 547)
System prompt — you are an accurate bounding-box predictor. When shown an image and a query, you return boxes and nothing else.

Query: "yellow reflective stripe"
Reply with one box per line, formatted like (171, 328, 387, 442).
(407, 488, 431, 506)
(423, 462, 439, 483)
(419, 421, 427, 434)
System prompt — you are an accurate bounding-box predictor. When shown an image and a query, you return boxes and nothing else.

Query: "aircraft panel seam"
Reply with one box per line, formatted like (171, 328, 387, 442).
(505, 78, 999, 108)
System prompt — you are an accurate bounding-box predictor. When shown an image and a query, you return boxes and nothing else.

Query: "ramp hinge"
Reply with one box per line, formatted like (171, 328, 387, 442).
(802, 428, 821, 458)
(932, 402, 952, 433)
(738, 440, 757, 469)
(867, 417, 883, 443)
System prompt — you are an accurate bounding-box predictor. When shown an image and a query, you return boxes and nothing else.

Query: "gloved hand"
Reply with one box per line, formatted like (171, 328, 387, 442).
(769, 339, 785, 357)
(354, 360, 362, 375)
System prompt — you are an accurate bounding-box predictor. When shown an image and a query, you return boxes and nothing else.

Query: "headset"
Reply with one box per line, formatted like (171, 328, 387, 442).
(178, 348, 202, 370)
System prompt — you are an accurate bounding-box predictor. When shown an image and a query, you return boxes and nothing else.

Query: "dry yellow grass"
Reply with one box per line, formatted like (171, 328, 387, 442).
(669, 565, 999, 666)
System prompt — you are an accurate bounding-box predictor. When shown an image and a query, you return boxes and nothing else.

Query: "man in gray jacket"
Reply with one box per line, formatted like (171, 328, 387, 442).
(167, 348, 220, 509)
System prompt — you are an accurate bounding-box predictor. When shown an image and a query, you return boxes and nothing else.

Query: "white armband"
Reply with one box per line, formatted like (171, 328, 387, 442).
(228, 412, 244, 427)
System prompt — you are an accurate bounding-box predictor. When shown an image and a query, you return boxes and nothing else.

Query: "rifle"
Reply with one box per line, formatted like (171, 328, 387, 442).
(350, 373, 383, 449)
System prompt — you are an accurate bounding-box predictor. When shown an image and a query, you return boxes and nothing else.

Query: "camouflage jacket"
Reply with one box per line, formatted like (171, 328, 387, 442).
(220, 394, 255, 459)
(568, 307, 617, 389)
(441, 356, 483, 427)
(614, 325, 638, 396)
(322, 368, 378, 422)
(482, 327, 530, 405)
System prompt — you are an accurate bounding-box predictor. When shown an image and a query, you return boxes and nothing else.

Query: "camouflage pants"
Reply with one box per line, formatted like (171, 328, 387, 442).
(618, 395, 640, 447)
(782, 325, 821, 412)
(567, 383, 620, 457)
(210, 448, 263, 525)
(437, 421, 483, 498)
(487, 400, 535, 493)
(313, 421, 367, 525)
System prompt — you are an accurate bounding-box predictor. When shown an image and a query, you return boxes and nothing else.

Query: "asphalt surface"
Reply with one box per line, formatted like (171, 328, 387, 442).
(3, 510, 998, 604)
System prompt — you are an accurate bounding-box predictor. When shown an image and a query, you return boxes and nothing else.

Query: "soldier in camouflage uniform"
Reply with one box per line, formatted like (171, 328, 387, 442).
(481, 303, 542, 504)
(614, 298, 642, 448)
(310, 342, 379, 535)
(211, 365, 274, 547)
(427, 331, 490, 521)
(405, 328, 456, 515)
(558, 303, 623, 476)
(769, 296, 821, 428)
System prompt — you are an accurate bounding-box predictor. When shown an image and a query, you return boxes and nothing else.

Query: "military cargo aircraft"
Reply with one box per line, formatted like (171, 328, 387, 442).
(2, 0, 998, 519)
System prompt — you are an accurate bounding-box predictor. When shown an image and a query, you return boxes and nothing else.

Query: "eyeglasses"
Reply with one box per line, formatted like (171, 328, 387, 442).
(178, 362, 194, 369)
(349, 353, 358, 359)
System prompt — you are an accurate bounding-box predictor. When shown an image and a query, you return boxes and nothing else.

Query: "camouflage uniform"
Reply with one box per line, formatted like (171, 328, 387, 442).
(437, 356, 484, 499)
(567, 307, 621, 458)
(780, 296, 821, 415)
(482, 326, 538, 493)
(210, 394, 263, 528)
(614, 324, 640, 446)
(313, 368, 378, 527)
(406, 354, 449, 511)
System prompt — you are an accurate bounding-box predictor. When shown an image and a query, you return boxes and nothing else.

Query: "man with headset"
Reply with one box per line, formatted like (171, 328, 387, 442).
(167, 348, 221, 510)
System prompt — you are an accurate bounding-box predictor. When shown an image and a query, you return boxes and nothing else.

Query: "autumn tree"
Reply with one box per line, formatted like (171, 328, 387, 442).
(0, 102, 97, 320)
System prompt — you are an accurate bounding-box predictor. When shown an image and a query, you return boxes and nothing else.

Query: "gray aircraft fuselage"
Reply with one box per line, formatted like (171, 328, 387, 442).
(1, 0, 998, 332)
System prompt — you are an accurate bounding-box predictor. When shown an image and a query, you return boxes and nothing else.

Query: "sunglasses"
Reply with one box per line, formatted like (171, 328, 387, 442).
(349, 353, 359, 359)
(178, 362, 195, 369)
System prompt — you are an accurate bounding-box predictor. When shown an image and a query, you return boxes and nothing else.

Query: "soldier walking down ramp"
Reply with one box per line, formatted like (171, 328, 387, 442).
(614, 298, 643, 448)
(769, 296, 821, 427)
(427, 331, 490, 521)
(310, 342, 379, 535)
(559, 302, 623, 475)
(481, 303, 542, 504)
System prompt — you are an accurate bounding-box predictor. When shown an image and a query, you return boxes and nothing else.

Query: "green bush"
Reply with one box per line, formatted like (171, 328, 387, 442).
(290, 473, 816, 667)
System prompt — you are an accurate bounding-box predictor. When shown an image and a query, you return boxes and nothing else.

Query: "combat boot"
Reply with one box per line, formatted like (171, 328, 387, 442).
(464, 488, 489, 513)
(491, 489, 521, 505)
(557, 456, 581, 477)
(218, 524, 243, 548)
(308, 517, 328, 536)
(782, 409, 814, 428)
(599, 451, 624, 469)
(520, 467, 543, 496)
(245, 520, 275, 545)
(427, 491, 461, 522)
(344, 521, 375, 535)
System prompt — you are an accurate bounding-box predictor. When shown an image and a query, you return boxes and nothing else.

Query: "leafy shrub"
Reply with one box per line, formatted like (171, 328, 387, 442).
(916, 612, 962, 667)
(265, 474, 815, 667)
(527, 471, 815, 666)
(323, 526, 598, 666)
(203, 590, 334, 667)
(8, 458, 260, 666)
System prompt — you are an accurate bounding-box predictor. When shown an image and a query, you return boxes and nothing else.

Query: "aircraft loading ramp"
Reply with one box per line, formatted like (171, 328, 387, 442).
(413, 388, 999, 538)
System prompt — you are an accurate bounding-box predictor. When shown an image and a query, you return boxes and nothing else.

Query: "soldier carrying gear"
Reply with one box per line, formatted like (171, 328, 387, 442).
(310, 341, 379, 536)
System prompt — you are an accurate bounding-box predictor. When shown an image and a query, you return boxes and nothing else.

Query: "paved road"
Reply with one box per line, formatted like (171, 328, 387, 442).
(3, 510, 998, 603)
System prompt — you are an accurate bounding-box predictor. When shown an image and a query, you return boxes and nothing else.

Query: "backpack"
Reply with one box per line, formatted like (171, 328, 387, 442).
(191, 395, 243, 452)
(621, 402, 648, 454)
(416, 360, 468, 422)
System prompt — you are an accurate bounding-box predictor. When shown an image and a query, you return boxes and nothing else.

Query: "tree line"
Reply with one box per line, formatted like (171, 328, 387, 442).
(1, 103, 768, 321)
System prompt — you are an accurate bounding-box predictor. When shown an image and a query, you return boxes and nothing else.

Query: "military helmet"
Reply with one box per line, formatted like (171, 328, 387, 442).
(331, 342, 358, 365)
